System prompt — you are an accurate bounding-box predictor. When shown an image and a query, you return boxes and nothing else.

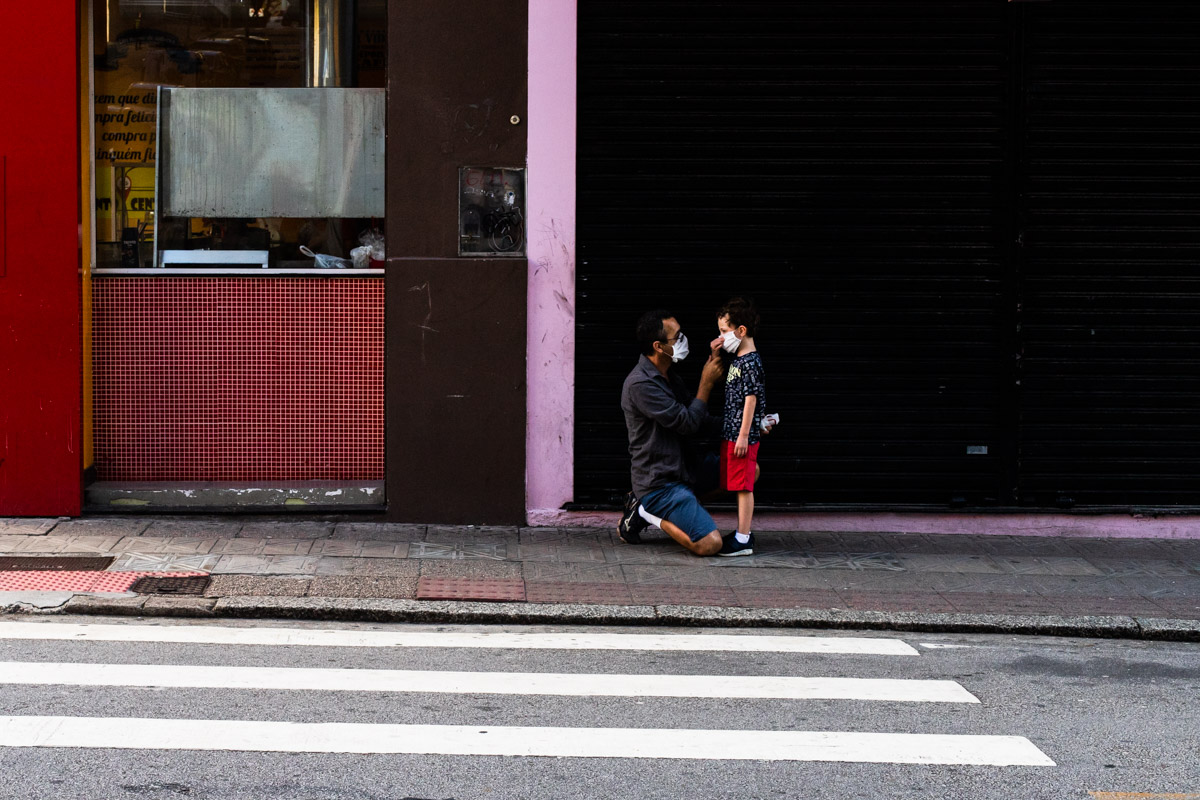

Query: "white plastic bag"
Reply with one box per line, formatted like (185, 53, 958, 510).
(300, 245, 351, 269)
(350, 229, 386, 269)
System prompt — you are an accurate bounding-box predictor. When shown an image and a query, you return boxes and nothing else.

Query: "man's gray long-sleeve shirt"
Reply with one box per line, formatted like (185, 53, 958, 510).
(621, 355, 710, 498)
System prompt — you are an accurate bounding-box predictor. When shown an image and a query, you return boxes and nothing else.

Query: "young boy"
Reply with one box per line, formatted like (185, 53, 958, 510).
(715, 297, 775, 557)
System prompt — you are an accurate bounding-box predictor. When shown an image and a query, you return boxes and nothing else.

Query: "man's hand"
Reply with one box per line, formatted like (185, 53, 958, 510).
(735, 433, 749, 458)
(709, 335, 724, 355)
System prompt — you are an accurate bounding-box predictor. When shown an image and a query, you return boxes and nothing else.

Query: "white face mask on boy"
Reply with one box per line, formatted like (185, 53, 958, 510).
(669, 333, 689, 363)
(721, 330, 742, 354)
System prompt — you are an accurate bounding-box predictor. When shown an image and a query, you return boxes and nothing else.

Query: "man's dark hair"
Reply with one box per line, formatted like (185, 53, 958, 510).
(718, 296, 760, 338)
(636, 309, 674, 356)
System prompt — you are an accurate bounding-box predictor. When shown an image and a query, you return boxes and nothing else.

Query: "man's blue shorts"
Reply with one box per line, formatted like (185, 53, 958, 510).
(639, 452, 720, 543)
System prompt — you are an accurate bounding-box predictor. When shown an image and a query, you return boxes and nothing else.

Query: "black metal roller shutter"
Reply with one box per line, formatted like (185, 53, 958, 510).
(1018, 1, 1200, 508)
(575, 1, 1015, 508)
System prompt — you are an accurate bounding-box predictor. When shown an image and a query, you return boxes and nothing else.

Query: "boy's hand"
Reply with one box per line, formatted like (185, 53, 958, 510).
(735, 433, 749, 458)
(700, 353, 725, 389)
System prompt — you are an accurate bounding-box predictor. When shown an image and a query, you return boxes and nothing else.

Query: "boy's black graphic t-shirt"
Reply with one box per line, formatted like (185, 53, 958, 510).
(723, 351, 766, 444)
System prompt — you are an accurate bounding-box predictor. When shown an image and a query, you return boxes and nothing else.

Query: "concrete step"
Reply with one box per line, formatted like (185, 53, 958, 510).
(84, 482, 385, 511)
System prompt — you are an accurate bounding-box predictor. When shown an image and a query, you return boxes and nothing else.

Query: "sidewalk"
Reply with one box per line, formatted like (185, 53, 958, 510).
(2, 516, 1199, 640)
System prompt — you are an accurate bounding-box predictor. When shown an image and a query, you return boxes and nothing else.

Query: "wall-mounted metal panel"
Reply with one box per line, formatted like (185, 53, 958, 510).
(159, 88, 384, 218)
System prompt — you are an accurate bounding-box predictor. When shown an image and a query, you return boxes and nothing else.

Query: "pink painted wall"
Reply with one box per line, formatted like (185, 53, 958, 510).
(526, 0, 577, 514)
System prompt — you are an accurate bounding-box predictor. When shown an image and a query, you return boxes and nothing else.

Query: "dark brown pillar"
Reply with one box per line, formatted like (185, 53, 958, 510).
(385, 0, 528, 523)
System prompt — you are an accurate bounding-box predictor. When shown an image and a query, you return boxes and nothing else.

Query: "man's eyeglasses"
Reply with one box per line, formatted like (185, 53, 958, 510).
(662, 332, 685, 344)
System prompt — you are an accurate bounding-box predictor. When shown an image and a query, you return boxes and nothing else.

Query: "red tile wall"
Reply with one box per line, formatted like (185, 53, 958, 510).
(93, 278, 384, 481)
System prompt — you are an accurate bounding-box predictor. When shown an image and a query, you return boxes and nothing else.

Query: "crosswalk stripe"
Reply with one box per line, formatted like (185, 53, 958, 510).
(0, 622, 920, 655)
(0, 661, 979, 702)
(0, 716, 1056, 765)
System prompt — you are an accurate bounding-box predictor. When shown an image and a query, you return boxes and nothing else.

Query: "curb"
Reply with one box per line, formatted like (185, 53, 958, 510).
(3, 594, 1199, 642)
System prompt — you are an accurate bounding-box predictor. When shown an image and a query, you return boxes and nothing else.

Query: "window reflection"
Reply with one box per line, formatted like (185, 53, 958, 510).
(92, 0, 385, 269)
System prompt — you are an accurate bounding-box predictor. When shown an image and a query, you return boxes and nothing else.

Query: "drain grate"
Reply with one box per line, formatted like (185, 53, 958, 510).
(130, 576, 211, 595)
(0, 557, 115, 572)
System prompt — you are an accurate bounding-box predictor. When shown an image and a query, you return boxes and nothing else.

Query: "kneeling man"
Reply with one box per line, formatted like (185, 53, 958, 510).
(619, 309, 743, 556)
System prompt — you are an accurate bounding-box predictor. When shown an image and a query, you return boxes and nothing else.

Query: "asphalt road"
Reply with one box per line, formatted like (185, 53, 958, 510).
(0, 616, 1197, 800)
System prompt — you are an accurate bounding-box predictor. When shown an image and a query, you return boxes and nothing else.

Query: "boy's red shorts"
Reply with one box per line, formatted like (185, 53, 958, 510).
(720, 440, 759, 492)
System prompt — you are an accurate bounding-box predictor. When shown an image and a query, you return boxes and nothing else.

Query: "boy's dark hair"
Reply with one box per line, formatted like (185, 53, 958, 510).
(718, 296, 760, 338)
(636, 309, 674, 356)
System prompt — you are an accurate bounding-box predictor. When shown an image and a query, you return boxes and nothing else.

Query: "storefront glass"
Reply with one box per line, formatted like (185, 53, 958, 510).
(91, 0, 385, 269)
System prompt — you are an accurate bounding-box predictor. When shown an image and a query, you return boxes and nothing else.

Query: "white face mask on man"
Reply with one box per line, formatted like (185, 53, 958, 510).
(669, 333, 689, 363)
(721, 330, 742, 354)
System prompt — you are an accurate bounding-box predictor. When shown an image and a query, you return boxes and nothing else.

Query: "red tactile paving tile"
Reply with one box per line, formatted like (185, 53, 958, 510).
(416, 577, 526, 602)
(0, 571, 208, 593)
(524, 582, 634, 605)
(628, 585, 738, 607)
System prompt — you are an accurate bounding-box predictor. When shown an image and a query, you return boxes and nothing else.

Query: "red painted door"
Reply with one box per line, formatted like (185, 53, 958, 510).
(0, 0, 83, 515)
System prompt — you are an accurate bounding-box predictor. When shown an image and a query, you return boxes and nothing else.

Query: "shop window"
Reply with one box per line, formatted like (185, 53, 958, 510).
(92, 0, 386, 271)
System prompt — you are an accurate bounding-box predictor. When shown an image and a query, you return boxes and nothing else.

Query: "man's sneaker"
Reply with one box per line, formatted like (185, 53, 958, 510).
(617, 491, 648, 544)
(718, 532, 754, 557)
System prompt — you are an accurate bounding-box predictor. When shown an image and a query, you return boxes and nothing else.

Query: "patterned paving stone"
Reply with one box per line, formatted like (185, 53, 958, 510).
(58, 536, 125, 554)
(408, 542, 508, 561)
(416, 577, 526, 602)
(1090, 559, 1195, 578)
(0, 536, 29, 552)
(508, 543, 609, 564)
(835, 591, 958, 614)
(419, 560, 522, 580)
(211, 539, 267, 555)
(604, 547, 699, 566)
(522, 562, 627, 584)
(0, 518, 57, 536)
(110, 537, 218, 555)
(941, 592, 1067, 615)
(893, 553, 1005, 574)
(621, 565, 731, 587)
(204, 575, 312, 597)
(312, 557, 421, 577)
(425, 526, 520, 545)
(628, 585, 738, 607)
(518, 528, 613, 547)
(309, 540, 366, 557)
(730, 587, 843, 609)
(111, 554, 221, 573)
(993, 556, 1106, 577)
(331, 523, 427, 542)
(524, 581, 634, 605)
(211, 555, 320, 575)
(237, 521, 334, 540)
(42, 518, 151, 537)
(357, 541, 410, 559)
(962, 536, 1087, 559)
(308, 576, 419, 599)
(141, 520, 240, 538)
(717, 567, 842, 590)
(1042, 596, 1171, 617)
(12, 538, 73, 553)
(1070, 538, 1178, 561)
(1148, 599, 1200, 619)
